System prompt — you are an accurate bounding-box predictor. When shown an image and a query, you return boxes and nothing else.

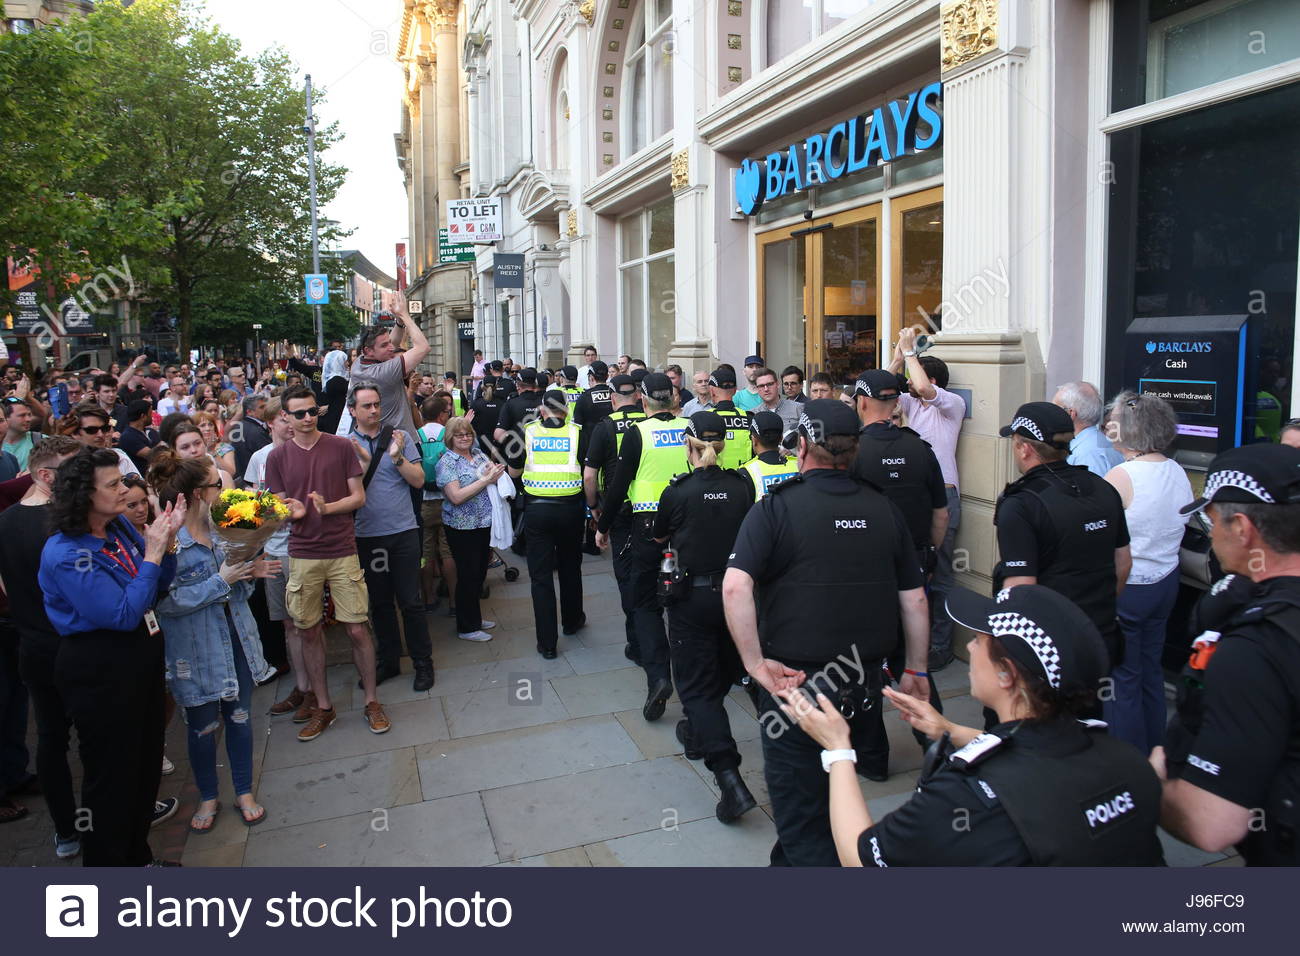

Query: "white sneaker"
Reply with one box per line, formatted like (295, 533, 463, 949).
(480, 620, 496, 630)
(457, 630, 493, 642)
(161, 755, 175, 775)
(54, 834, 82, 860)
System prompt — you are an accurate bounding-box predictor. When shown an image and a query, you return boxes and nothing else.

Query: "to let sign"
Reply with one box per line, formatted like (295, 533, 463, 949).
(446, 198, 502, 243)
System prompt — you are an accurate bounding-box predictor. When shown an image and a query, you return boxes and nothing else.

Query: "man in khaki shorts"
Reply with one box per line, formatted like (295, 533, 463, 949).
(265, 385, 391, 740)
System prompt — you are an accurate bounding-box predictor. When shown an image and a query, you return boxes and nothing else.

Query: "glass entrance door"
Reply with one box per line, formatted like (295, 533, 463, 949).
(758, 204, 882, 383)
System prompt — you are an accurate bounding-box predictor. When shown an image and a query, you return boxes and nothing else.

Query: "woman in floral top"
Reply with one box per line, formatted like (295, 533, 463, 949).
(436, 416, 505, 642)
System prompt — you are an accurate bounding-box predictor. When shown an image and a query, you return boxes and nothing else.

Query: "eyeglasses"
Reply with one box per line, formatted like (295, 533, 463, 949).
(757, 381, 778, 389)
(198, 481, 223, 490)
(289, 407, 320, 419)
(79, 424, 109, 435)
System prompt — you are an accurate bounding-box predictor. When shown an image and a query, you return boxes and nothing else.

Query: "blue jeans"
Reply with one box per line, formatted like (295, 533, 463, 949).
(1105, 568, 1180, 755)
(929, 486, 961, 653)
(184, 626, 255, 801)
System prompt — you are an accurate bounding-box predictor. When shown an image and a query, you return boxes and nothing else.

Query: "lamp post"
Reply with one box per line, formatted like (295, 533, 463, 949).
(252, 323, 263, 377)
(305, 75, 324, 354)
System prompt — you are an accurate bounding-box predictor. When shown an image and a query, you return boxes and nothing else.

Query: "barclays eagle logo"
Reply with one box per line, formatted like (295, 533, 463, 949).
(735, 158, 764, 216)
(1145, 341, 1157, 354)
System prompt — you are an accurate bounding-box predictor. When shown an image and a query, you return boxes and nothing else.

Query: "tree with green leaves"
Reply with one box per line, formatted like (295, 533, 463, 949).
(1, 0, 347, 353)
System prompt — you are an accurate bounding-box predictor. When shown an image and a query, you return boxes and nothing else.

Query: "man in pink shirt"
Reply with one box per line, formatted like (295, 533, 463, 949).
(469, 350, 487, 391)
(889, 326, 965, 670)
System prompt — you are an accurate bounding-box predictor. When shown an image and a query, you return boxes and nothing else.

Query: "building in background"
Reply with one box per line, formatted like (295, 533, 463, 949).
(2, 0, 95, 33)
(337, 249, 403, 327)
(395, 0, 476, 378)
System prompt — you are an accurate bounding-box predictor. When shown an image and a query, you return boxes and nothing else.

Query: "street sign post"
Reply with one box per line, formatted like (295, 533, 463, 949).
(446, 198, 503, 243)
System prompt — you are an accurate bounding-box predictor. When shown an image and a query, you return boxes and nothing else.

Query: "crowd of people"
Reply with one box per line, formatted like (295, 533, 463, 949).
(0, 315, 1297, 869)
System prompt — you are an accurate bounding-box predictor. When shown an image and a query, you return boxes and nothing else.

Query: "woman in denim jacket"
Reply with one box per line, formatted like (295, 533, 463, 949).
(148, 450, 279, 831)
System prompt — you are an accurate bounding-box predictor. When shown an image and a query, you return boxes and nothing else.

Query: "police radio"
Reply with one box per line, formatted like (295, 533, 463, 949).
(657, 549, 688, 605)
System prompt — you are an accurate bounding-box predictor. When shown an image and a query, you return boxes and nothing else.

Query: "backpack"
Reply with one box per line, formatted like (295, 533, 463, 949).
(419, 424, 447, 491)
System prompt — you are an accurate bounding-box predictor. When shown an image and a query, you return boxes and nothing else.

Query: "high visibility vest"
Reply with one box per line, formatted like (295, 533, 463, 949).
(564, 386, 582, 405)
(598, 408, 646, 492)
(742, 455, 799, 501)
(715, 407, 752, 470)
(521, 420, 582, 496)
(627, 416, 689, 514)
(450, 388, 465, 416)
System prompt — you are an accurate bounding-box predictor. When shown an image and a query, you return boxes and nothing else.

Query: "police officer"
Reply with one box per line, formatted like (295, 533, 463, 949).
(510, 392, 586, 659)
(584, 375, 645, 664)
(441, 372, 467, 416)
(596, 372, 688, 719)
(547, 365, 584, 408)
(1156, 444, 1300, 865)
(574, 361, 614, 556)
(494, 368, 545, 469)
(779, 584, 1166, 865)
(722, 399, 931, 866)
(706, 367, 753, 470)
(653, 411, 758, 822)
(469, 376, 504, 460)
(738, 410, 797, 501)
(994, 401, 1131, 666)
(849, 368, 949, 778)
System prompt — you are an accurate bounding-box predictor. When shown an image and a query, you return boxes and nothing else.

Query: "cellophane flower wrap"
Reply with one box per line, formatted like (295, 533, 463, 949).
(210, 489, 289, 563)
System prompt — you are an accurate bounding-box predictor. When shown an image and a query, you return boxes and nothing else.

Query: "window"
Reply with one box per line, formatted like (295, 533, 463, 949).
(1112, 0, 1300, 110)
(764, 0, 874, 67)
(553, 52, 570, 171)
(619, 198, 676, 363)
(624, 0, 674, 156)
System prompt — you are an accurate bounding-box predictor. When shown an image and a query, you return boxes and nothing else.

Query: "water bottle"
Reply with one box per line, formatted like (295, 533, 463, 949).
(657, 550, 685, 604)
(660, 550, 677, 575)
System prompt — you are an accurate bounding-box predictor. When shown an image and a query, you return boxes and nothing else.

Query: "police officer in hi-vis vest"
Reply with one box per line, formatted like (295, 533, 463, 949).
(596, 372, 688, 720)
(778, 584, 1165, 866)
(723, 399, 931, 866)
(584, 374, 646, 665)
(510, 392, 586, 659)
(706, 366, 753, 470)
(739, 410, 798, 501)
(441, 371, 467, 417)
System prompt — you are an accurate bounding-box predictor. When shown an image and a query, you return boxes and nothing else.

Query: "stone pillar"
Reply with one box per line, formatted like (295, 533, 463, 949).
(433, 5, 460, 209)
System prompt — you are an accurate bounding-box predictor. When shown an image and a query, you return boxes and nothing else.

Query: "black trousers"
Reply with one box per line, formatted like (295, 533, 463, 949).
(524, 497, 585, 653)
(667, 583, 742, 772)
(358, 529, 432, 668)
(55, 625, 164, 867)
(609, 511, 638, 654)
(629, 516, 671, 686)
(17, 630, 78, 839)
(856, 643, 942, 776)
(445, 526, 491, 633)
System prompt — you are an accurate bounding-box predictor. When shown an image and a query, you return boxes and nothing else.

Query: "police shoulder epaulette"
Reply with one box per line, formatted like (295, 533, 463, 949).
(668, 471, 694, 488)
(947, 732, 1005, 771)
(766, 473, 805, 494)
(899, 425, 923, 440)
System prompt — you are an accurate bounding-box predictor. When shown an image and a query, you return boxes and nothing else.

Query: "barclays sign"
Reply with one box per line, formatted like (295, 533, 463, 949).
(734, 82, 943, 216)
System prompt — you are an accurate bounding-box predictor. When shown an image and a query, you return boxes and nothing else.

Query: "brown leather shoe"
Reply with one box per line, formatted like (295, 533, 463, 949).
(363, 700, 391, 735)
(270, 687, 306, 717)
(291, 691, 318, 724)
(297, 706, 336, 741)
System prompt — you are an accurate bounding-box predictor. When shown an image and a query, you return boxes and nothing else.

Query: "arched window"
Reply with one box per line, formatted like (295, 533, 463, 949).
(624, 0, 674, 157)
(552, 54, 570, 170)
(765, 0, 872, 67)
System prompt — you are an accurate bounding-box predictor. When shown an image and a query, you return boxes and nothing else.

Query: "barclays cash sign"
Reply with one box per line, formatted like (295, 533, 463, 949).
(733, 82, 943, 216)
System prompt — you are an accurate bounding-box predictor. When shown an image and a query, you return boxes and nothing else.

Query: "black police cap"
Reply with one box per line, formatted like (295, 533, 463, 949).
(999, 401, 1074, 450)
(1181, 442, 1300, 515)
(685, 410, 726, 443)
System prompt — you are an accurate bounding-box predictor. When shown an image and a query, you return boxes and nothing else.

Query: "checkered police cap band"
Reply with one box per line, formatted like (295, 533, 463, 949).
(1008, 416, 1044, 442)
(796, 411, 824, 444)
(988, 611, 1063, 689)
(1205, 469, 1276, 504)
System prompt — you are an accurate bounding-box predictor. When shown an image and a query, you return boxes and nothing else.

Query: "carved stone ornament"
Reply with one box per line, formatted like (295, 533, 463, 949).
(566, 209, 578, 237)
(421, 0, 458, 30)
(940, 0, 999, 71)
(578, 0, 595, 26)
(670, 149, 689, 191)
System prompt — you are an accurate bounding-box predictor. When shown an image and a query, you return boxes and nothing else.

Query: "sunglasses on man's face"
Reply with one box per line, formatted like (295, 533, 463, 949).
(79, 424, 109, 435)
(289, 407, 320, 419)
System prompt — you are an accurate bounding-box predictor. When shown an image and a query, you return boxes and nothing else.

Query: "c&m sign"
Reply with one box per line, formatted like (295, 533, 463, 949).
(734, 82, 943, 216)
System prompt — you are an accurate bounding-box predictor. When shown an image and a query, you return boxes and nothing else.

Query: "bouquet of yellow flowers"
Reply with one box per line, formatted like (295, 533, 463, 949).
(210, 489, 290, 563)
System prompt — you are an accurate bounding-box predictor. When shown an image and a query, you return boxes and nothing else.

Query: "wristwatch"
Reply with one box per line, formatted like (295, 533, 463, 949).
(903, 349, 917, 357)
(820, 748, 857, 772)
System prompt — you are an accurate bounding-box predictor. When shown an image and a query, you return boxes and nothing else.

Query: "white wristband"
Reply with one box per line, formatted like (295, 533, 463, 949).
(903, 349, 917, 357)
(821, 748, 857, 772)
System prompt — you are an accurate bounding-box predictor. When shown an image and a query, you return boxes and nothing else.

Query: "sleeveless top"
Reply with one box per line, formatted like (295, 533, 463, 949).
(1117, 458, 1192, 584)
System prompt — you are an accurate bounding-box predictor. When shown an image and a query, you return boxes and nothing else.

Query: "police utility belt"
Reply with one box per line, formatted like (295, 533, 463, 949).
(658, 566, 726, 605)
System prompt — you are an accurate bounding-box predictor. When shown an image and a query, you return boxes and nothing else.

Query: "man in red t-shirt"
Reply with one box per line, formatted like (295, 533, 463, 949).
(265, 385, 391, 740)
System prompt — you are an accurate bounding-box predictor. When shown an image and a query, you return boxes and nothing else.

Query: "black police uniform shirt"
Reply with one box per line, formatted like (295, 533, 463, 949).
(596, 410, 680, 534)
(652, 467, 753, 575)
(470, 393, 501, 446)
(496, 390, 545, 468)
(859, 719, 1162, 866)
(1164, 575, 1300, 865)
(850, 421, 947, 551)
(994, 460, 1130, 648)
(727, 468, 923, 667)
(574, 383, 614, 461)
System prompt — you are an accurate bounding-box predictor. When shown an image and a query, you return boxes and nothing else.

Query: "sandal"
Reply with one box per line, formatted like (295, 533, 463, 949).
(188, 801, 221, 834)
(236, 799, 266, 827)
(0, 797, 29, 824)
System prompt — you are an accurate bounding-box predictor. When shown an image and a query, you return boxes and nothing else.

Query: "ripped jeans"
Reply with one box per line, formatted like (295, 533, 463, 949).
(183, 630, 254, 802)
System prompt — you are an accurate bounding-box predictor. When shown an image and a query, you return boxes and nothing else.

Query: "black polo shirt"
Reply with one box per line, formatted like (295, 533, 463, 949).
(496, 389, 544, 469)
(574, 383, 614, 462)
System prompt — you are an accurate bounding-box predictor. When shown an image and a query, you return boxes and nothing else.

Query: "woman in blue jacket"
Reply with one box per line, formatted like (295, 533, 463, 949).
(40, 447, 184, 866)
(148, 449, 278, 832)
